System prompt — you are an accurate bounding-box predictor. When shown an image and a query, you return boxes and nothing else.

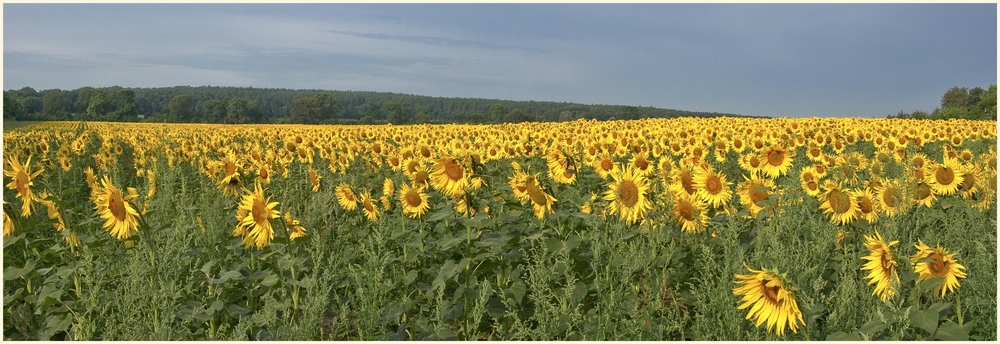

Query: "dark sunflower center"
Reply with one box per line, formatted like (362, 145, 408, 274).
(915, 183, 931, 200)
(420, 147, 431, 158)
(617, 180, 639, 208)
(108, 191, 128, 221)
(927, 253, 947, 276)
(762, 281, 782, 305)
(363, 199, 375, 212)
(680, 171, 695, 195)
(415, 171, 428, 184)
(635, 157, 649, 170)
(601, 159, 613, 172)
(959, 172, 975, 191)
(935, 166, 954, 186)
(252, 198, 269, 224)
(225, 162, 237, 177)
(259, 167, 269, 179)
(809, 148, 821, 158)
(807, 181, 818, 191)
(444, 160, 463, 181)
(705, 176, 721, 194)
(768, 151, 784, 166)
(390, 157, 399, 167)
(749, 156, 761, 169)
(15, 170, 29, 195)
(828, 189, 851, 213)
(882, 187, 900, 207)
(749, 185, 770, 207)
(880, 251, 894, 271)
(859, 197, 874, 214)
(405, 191, 422, 208)
(677, 202, 694, 221)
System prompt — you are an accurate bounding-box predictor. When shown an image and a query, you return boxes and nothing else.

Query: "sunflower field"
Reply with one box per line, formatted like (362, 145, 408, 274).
(2, 117, 997, 340)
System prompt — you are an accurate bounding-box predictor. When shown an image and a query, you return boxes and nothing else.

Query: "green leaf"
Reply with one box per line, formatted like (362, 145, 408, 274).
(217, 270, 244, 283)
(918, 276, 945, 292)
(910, 309, 938, 334)
(4, 267, 21, 281)
(426, 207, 453, 222)
(40, 312, 72, 340)
(508, 281, 526, 304)
(260, 273, 279, 287)
(402, 270, 418, 286)
(200, 260, 216, 277)
(934, 321, 969, 341)
(928, 301, 952, 314)
(227, 304, 251, 317)
(826, 331, 861, 341)
(858, 318, 885, 335)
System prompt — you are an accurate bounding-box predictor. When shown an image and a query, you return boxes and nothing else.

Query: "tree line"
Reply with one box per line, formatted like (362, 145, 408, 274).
(888, 84, 997, 121)
(3, 85, 747, 124)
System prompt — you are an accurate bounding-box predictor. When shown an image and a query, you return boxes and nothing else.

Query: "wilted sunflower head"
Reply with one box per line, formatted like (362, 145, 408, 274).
(860, 230, 899, 302)
(732, 264, 805, 337)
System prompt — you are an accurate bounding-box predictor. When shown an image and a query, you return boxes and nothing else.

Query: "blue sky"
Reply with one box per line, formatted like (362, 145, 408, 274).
(3, 4, 996, 118)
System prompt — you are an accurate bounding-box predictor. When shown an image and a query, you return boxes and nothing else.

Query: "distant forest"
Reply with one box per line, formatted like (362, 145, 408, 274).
(2, 86, 751, 125)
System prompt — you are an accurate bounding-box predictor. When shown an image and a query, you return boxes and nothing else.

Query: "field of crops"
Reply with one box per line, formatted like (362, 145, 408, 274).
(2, 117, 997, 340)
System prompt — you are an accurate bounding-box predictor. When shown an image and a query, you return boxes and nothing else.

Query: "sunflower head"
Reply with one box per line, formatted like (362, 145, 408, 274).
(733, 264, 805, 337)
(861, 230, 899, 302)
(94, 175, 140, 240)
(399, 183, 430, 219)
(603, 165, 651, 224)
(910, 240, 967, 298)
(236, 181, 280, 249)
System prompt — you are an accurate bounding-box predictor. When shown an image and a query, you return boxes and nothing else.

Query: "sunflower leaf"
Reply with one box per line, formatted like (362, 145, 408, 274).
(918, 276, 945, 292)
(858, 318, 885, 335)
(933, 321, 969, 341)
(826, 331, 861, 341)
(909, 309, 938, 334)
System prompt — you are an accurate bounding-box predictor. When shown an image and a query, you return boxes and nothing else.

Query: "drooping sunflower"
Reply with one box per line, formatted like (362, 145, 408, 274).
(307, 167, 322, 193)
(860, 230, 899, 302)
(93, 175, 140, 240)
(399, 182, 430, 218)
(217, 154, 242, 197)
(671, 193, 709, 233)
(925, 157, 964, 196)
(760, 145, 794, 179)
(736, 173, 775, 218)
(854, 188, 879, 223)
(668, 164, 698, 197)
(875, 179, 906, 218)
(913, 181, 937, 208)
(910, 240, 967, 298)
(4, 155, 43, 217)
(732, 264, 805, 337)
(430, 155, 470, 198)
(819, 181, 859, 225)
(604, 165, 652, 224)
(234, 182, 280, 249)
(3, 201, 15, 236)
(693, 164, 733, 208)
(956, 162, 984, 200)
(524, 175, 557, 220)
(360, 190, 380, 221)
(335, 182, 359, 211)
(284, 211, 307, 240)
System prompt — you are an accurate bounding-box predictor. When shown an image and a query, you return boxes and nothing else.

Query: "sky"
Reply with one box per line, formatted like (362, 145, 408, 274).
(3, 3, 997, 118)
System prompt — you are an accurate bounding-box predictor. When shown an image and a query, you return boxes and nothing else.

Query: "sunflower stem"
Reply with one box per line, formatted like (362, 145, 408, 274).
(955, 292, 963, 326)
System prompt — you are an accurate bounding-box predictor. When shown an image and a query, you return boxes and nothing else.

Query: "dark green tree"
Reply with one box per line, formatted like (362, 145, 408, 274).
(42, 89, 71, 120)
(290, 96, 321, 124)
(168, 94, 194, 122)
(74, 87, 96, 114)
(976, 84, 997, 120)
(488, 103, 507, 123)
(247, 100, 264, 123)
(384, 98, 412, 124)
(941, 86, 969, 109)
(203, 99, 228, 123)
(225, 97, 249, 124)
(86, 91, 114, 121)
(4, 91, 24, 120)
(112, 89, 138, 121)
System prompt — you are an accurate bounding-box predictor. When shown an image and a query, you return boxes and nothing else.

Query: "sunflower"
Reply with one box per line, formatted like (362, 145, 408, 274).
(913, 181, 937, 208)
(738, 153, 764, 175)
(819, 181, 859, 225)
(760, 145, 794, 179)
(383, 177, 396, 198)
(860, 230, 899, 302)
(910, 240, 967, 298)
(671, 193, 709, 233)
(798, 166, 822, 197)
(854, 188, 879, 223)
(399, 182, 430, 219)
(430, 155, 470, 198)
(284, 211, 307, 240)
(217, 155, 242, 197)
(360, 190, 380, 221)
(234, 182, 280, 249)
(84, 166, 98, 190)
(668, 164, 697, 197)
(592, 153, 617, 179)
(956, 163, 984, 200)
(737, 173, 775, 218)
(925, 157, 964, 196)
(693, 164, 733, 208)
(3, 202, 14, 236)
(4, 155, 43, 217)
(257, 163, 272, 185)
(306, 167, 321, 192)
(733, 264, 805, 337)
(629, 152, 655, 178)
(335, 182, 359, 211)
(604, 165, 652, 224)
(93, 175, 140, 240)
(524, 175, 557, 220)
